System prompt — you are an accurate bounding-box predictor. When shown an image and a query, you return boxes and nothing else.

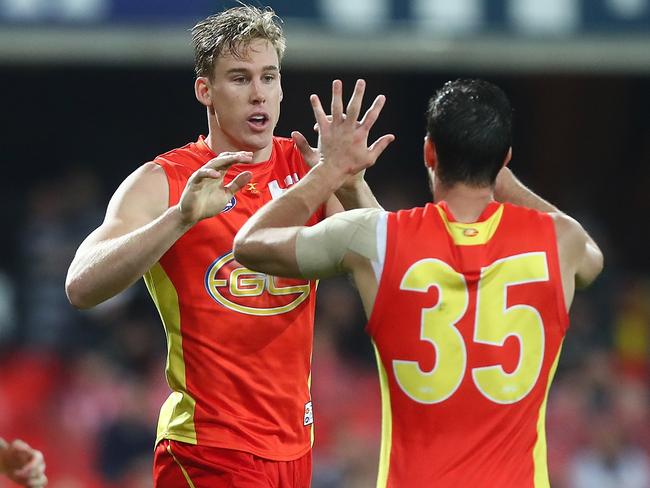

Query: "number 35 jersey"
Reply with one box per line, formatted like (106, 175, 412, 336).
(144, 136, 323, 461)
(367, 201, 568, 488)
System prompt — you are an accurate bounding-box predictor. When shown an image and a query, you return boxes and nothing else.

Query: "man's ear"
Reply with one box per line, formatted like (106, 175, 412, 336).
(195, 77, 212, 107)
(503, 147, 512, 167)
(423, 136, 437, 170)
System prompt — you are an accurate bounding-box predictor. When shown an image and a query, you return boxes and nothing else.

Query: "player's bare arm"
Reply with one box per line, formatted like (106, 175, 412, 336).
(0, 438, 47, 488)
(495, 166, 603, 305)
(552, 212, 604, 292)
(234, 79, 394, 277)
(294, 208, 385, 316)
(494, 166, 558, 213)
(292, 79, 384, 215)
(66, 152, 252, 309)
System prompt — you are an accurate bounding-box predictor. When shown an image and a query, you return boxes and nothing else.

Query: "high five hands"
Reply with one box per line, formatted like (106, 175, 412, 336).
(292, 79, 395, 182)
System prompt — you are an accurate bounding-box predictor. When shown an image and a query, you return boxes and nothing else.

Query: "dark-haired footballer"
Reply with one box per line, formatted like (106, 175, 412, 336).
(235, 79, 603, 487)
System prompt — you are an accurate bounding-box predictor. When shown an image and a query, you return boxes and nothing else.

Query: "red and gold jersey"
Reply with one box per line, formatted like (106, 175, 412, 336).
(367, 201, 568, 487)
(144, 136, 323, 461)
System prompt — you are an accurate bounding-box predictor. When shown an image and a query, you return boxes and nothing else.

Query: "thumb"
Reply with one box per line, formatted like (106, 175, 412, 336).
(225, 171, 253, 195)
(369, 134, 395, 161)
(291, 131, 314, 158)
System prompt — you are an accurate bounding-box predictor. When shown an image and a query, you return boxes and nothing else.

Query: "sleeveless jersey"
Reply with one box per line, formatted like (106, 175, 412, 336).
(367, 201, 568, 487)
(144, 136, 323, 461)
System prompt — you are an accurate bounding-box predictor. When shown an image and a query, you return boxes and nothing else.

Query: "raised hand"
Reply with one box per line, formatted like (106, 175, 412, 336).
(178, 151, 253, 226)
(307, 79, 394, 179)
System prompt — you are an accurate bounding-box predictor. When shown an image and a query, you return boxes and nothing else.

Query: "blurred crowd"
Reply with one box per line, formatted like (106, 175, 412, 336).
(0, 168, 648, 488)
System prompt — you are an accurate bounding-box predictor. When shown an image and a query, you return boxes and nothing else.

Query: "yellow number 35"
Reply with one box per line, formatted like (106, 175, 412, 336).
(393, 252, 549, 405)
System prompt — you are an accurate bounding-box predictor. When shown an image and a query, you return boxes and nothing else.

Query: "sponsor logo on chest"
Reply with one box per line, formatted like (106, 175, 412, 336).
(205, 251, 311, 316)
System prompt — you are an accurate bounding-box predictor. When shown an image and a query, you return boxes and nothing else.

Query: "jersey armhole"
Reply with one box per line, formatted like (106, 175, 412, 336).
(365, 212, 392, 338)
(153, 159, 180, 208)
(546, 214, 570, 332)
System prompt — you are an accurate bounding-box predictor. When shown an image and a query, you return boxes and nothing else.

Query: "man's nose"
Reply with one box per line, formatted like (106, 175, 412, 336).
(249, 80, 266, 104)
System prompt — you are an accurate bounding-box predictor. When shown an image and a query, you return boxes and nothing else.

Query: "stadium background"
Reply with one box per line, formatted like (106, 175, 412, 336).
(0, 0, 649, 486)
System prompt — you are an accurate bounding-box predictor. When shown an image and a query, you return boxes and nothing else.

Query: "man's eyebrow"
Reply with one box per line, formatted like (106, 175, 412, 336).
(225, 65, 279, 75)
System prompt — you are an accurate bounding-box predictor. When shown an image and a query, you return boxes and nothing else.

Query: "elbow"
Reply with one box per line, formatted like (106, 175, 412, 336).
(593, 253, 605, 281)
(233, 234, 255, 269)
(576, 250, 605, 290)
(65, 275, 97, 310)
(233, 231, 267, 272)
(587, 246, 605, 282)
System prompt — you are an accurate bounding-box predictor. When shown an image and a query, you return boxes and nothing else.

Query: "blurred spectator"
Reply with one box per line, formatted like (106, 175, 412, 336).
(17, 170, 105, 351)
(568, 411, 650, 488)
(613, 277, 650, 381)
(97, 377, 156, 488)
(0, 271, 17, 345)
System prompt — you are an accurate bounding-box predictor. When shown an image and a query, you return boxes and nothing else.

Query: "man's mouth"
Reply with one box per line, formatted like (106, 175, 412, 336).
(248, 114, 269, 129)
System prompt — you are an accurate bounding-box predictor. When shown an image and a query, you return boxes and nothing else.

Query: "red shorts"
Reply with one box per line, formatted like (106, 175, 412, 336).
(153, 439, 312, 488)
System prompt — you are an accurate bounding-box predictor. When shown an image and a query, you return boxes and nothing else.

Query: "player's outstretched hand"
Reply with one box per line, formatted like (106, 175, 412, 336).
(0, 438, 47, 488)
(306, 79, 394, 178)
(178, 151, 253, 226)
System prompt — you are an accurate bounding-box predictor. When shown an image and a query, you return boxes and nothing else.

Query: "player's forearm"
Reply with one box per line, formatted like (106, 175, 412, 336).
(66, 206, 192, 309)
(494, 167, 558, 213)
(249, 163, 343, 231)
(496, 167, 602, 259)
(235, 163, 344, 273)
(335, 178, 382, 210)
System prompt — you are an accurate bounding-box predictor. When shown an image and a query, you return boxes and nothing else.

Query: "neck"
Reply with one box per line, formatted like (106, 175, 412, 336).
(432, 179, 495, 223)
(205, 132, 273, 163)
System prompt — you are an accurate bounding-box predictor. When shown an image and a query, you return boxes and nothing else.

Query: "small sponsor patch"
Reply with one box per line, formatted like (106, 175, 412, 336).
(303, 401, 314, 426)
(463, 227, 479, 237)
(221, 196, 236, 213)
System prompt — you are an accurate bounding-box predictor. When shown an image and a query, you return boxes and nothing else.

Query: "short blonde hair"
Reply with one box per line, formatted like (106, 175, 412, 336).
(191, 5, 286, 78)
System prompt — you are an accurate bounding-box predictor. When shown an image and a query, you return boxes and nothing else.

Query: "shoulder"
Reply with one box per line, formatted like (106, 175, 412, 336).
(105, 161, 169, 220)
(272, 136, 296, 151)
(270, 136, 312, 176)
(391, 204, 433, 222)
(502, 201, 550, 219)
(273, 136, 305, 162)
(549, 212, 585, 241)
(154, 139, 209, 171)
(130, 162, 169, 190)
(500, 203, 559, 233)
(549, 212, 588, 261)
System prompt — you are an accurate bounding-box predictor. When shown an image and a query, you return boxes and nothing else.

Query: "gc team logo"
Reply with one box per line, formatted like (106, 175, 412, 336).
(205, 251, 311, 316)
(221, 196, 236, 213)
